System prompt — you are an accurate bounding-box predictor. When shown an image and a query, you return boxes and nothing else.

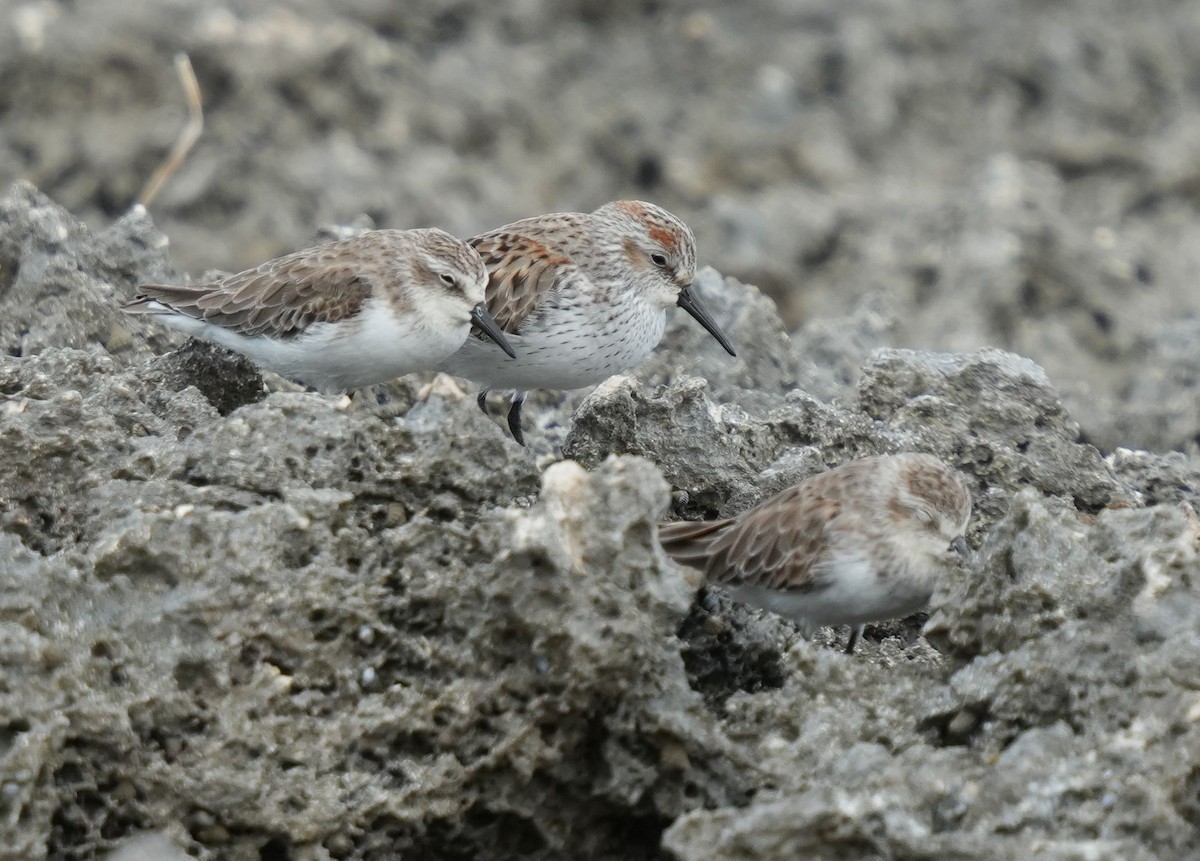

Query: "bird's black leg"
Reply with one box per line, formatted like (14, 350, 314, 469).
(506, 392, 527, 447)
(844, 624, 864, 654)
(476, 390, 489, 415)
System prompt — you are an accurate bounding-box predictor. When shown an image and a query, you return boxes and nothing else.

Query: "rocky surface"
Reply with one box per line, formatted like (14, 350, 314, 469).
(4, 0, 1200, 454)
(3, 182, 1200, 861)
(3, 1, 1200, 858)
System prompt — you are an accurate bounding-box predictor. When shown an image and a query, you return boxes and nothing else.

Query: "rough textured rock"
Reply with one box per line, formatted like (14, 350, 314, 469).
(564, 346, 1126, 528)
(0, 182, 176, 361)
(855, 349, 1127, 518)
(664, 496, 1200, 861)
(4, 184, 1200, 860)
(640, 267, 808, 401)
(5, 1, 1200, 855)
(4, 0, 1200, 451)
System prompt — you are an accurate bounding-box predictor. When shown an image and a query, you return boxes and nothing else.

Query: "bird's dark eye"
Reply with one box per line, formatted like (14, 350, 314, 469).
(651, 253, 669, 268)
(439, 272, 456, 287)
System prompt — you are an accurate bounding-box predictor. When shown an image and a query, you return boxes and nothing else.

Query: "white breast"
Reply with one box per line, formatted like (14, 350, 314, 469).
(729, 547, 936, 629)
(437, 290, 666, 392)
(151, 300, 469, 393)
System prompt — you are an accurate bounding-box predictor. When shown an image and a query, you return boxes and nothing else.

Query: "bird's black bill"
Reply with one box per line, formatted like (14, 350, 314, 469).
(949, 536, 971, 559)
(677, 286, 736, 356)
(472, 303, 516, 358)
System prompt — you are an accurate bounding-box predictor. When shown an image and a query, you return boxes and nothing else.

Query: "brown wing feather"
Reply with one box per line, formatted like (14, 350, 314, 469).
(468, 215, 588, 335)
(658, 518, 734, 569)
(699, 485, 829, 593)
(125, 240, 382, 340)
(668, 459, 885, 593)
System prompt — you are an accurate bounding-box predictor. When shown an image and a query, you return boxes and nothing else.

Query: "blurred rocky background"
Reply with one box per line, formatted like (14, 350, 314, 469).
(2, 1, 1200, 859)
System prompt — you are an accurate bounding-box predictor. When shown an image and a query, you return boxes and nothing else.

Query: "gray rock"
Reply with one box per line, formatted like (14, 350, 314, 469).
(0, 182, 175, 361)
(1087, 318, 1200, 454)
(639, 266, 808, 399)
(141, 341, 267, 417)
(5, 0, 1200, 455)
(564, 373, 888, 518)
(666, 489, 1200, 857)
(923, 488, 1172, 661)
(4, 178, 1200, 859)
(567, 344, 1125, 525)
(856, 348, 1128, 520)
(1105, 447, 1200, 508)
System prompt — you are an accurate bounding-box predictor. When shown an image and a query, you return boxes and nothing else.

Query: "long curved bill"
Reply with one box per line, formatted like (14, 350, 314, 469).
(677, 285, 736, 357)
(472, 303, 517, 358)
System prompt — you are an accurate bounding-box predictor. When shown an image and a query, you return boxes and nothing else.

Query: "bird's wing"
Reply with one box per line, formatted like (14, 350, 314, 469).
(658, 518, 734, 569)
(700, 483, 838, 593)
(469, 214, 588, 335)
(123, 236, 386, 339)
(661, 460, 882, 593)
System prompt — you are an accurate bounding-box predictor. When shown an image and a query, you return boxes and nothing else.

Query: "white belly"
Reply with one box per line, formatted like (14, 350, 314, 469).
(729, 554, 935, 629)
(152, 302, 468, 393)
(438, 300, 666, 392)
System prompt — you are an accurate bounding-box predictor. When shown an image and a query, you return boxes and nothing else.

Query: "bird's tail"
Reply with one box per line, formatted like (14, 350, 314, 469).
(121, 283, 210, 315)
(120, 294, 168, 314)
(657, 518, 732, 570)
